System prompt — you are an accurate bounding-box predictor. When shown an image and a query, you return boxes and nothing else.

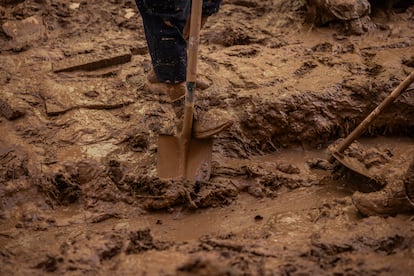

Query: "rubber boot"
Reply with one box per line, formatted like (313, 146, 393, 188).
(147, 69, 210, 90)
(145, 81, 233, 139)
(352, 158, 414, 216)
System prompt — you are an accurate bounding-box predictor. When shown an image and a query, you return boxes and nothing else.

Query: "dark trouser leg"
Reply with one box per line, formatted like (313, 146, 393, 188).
(135, 0, 190, 84)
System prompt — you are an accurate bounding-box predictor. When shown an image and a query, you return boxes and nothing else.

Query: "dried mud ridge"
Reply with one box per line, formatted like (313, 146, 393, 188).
(1, 0, 414, 275)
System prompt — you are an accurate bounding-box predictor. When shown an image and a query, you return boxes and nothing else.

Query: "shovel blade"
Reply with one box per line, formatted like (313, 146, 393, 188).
(332, 151, 379, 182)
(157, 134, 213, 181)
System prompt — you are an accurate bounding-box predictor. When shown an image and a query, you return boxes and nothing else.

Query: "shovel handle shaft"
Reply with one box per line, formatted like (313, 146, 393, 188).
(182, 0, 202, 140)
(186, 0, 202, 83)
(182, 0, 202, 139)
(179, 0, 203, 177)
(329, 71, 414, 163)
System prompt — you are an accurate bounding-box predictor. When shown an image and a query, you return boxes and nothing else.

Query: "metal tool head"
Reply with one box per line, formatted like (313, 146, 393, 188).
(331, 151, 378, 182)
(157, 134, 213, 181)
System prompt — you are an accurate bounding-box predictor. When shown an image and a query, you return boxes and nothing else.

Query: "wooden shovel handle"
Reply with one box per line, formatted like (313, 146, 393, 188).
(329, 71, 414, 163)
(179, 0, 203, 177)
(186, 0, 202, 84)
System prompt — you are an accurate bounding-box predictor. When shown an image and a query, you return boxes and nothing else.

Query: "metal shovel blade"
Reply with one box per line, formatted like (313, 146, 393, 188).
(157, 134, 213, 181)
(331, 151, 378, 182)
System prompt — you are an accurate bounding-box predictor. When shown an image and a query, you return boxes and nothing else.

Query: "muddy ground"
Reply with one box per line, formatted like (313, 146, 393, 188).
(1, 0, 414, 275)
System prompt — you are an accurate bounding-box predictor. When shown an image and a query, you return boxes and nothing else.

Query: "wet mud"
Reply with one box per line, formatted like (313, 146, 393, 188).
(1, 0, 414, 274)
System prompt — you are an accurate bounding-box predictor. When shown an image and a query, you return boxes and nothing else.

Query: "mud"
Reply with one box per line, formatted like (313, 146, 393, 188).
(1, 0, 414, 275)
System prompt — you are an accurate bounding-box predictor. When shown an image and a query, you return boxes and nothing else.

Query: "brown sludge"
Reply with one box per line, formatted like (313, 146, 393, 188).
(1, 0, 414, 275)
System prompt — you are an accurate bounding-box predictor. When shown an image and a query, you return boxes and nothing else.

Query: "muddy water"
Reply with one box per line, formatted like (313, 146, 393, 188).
(149, 183, 348, 242)
(14, 181, 345, 243)
(3, 141, 409, 274)
(0, 162, 350, 275)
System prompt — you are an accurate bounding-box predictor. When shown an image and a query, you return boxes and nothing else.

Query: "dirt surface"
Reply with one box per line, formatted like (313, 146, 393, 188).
(1, 0, 414, 274)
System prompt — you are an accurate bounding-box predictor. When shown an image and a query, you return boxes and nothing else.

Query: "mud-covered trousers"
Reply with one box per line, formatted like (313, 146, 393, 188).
(134, 0, 221, 83)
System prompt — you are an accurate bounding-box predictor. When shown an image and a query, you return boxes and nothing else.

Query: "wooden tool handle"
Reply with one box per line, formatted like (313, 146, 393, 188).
(329, 71, 414, 163)
(186, 0, 202, 84)
(180, 0, 203, 177)
(182, 0, 202, 140)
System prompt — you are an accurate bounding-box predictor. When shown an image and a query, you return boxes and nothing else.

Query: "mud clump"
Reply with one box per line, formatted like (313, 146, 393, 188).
(177, 256, 238, 276)
(36, 159, 242, 211)
(126, 228, 171, 254)
(123, 131, 149, 152)
(402, 56, 414, 68)
(305, 216, 414, 273)
(126, 175, 239, 210)
(0, 0, 25, 5)
(49, 173, 82, 205)
(28, 228, 172, 274)
(208, 25, 255, 47)
(0, 147, 28, 182)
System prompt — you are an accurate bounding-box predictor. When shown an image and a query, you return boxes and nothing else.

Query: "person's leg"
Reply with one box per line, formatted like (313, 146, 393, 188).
(135, 0, 233, 138)
(135, 0, 190, 83)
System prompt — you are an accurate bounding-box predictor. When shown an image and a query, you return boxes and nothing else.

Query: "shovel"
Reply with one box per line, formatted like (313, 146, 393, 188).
(157, 0, 213, 181)
(329, 71, 414, 179)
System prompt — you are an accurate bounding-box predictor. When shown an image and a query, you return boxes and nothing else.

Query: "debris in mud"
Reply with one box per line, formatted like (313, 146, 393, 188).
(125, 175, 239, 210)
(177, 256, 237, 276)
(34, 255, 63, 273)
(0, 146, 28, 182)
(36, 159, 130, 207)
(307, 158, 333, 171)
(193, 180, 239, 208)
(402, 56, 414, 68)
(0, 68, 11, 85)
(0, 0, 25, 5)
(211, 161, 315, 198)
(309, 215, 413, 257)
(118, 130, 149, 152)
(254, 214, 264, 221)
(0, 96, 26, 120)
(180, 235, 281, 274)
(47, 172, 82, 205)
(207, 25, 256, 47)
(306, 0, 372, 34)
(60, 230, 124, 270)
(126, 228, 171, 254)
(41, 77, 137, 116)
(1, 15, 45, 50)
(294, 60, 318, 76)
(52, 48, 132, 73)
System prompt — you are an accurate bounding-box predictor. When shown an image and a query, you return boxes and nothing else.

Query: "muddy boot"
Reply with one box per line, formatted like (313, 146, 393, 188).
(146, 69, 211, 90)
(193, 108, 234, 139)
(352, 159, 414, 216)
(145, 81, 186, 103)
(145, 81, 233, 138)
